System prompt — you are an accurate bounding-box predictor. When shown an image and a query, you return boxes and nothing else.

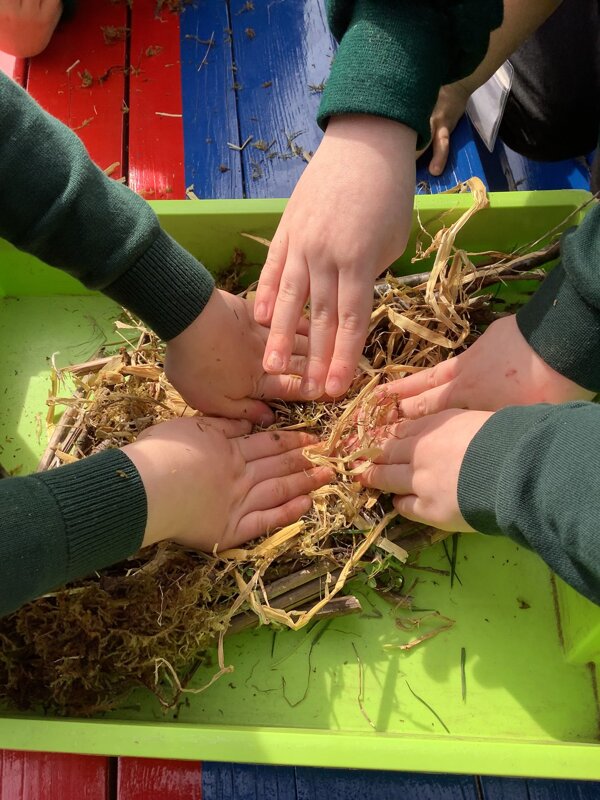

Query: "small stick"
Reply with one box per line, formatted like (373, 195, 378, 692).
(155, 112, 182, 118)
(382, 240, 560, 290)
(263, 559, 338, 601)
(228, 592, 359, 636)
(352, 643, 375, 729)
(228, 569, 343, 633)
(38, 401, 84, 471)
(405, 680, 450, 734)
(460, 647, 467, 704)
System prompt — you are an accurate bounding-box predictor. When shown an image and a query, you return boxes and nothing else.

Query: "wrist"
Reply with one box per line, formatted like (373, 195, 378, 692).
(122, 441, 171, 548)
(324, 114, 418, 154)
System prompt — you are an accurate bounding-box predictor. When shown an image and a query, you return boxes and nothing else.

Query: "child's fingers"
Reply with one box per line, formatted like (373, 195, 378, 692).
(254, 235, 289, 326)
(247, 446, 314, 484)
(235, 495, 314, 543)
(245, 466, 332, 512)
(378, 360, 456, 402)
(295, 315, 310, 337)
(325, 277, 373, 398)
(300, 269, 339, 399)
(392, 494, 424, 522)
(263, 256, 310, 374)
(393, 382, 458, 420)
(359, 463, 414, 494)
(429, 123, 451, 176)
(372, 434, 414, 464)
(258, 373, 304, 401)
(237, 430, 317, 462)
(216, 397, 275, 427)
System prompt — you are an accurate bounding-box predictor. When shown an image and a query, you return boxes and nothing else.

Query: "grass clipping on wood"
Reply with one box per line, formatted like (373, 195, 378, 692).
(0, 179, 556, 716)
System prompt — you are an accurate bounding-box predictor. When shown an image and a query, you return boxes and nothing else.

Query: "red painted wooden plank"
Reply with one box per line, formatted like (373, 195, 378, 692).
(26, 0, 128, 180)
(117, 758, 201, 800)
(128, 5, 185, 200)
(0, 52, 27, 86)
(0, 750, 108, 800)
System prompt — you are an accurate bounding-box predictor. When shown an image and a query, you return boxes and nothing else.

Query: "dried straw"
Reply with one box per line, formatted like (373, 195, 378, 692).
(0, 180, 561, 715)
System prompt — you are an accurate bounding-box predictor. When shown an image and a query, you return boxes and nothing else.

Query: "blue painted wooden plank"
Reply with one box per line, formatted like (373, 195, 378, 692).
(229, 0, 334, 198)
(295, 768, 479, 800)
(416, 116, 489, 193)
(202, 763, 297, 800)
(482, 140, 592, 192)
(202, 763, 481, 800)
(480, 776, 600, 799)
(180, 0, 243, 199)
(500, 144, 592, 191)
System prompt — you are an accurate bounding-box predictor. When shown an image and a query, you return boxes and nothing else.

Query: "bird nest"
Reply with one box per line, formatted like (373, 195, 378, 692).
(0, 179, 561, 715)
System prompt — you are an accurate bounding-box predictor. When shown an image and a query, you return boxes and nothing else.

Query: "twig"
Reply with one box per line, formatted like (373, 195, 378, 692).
(352, 643, 375, 729)
(155, 112, 182, 118)
(460, 647, 467, 704)
(405, 680, 450, 734)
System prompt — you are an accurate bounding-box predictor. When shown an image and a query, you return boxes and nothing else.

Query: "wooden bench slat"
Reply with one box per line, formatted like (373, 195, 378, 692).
(179, 1, 243, 199)
(118, 757, 201, 800)
(229, 0, 333, 199)
(26, 2, 128, 181)
(128, 4, 185, 200)
(0, 750, 108, 800)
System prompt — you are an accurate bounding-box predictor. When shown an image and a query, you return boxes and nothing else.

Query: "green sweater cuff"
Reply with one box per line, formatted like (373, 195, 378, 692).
(318, 1, 448, 148)
(458, 405, 555, 539)
(318, 0, 502, 150)
(516, 262, 600, 393)
(0, 450, 146, 616)
(104, 229, 215, 342)
(34, 449, 147, 582)
(458, 402, 600, 605)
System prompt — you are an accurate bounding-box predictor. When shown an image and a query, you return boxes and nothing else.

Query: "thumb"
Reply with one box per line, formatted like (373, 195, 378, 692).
(429, 123, 451, 176)
(395, 382, 457, 420)
(218, 397, 275, 427)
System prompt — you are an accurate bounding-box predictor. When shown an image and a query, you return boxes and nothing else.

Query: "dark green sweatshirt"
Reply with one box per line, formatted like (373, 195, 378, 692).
(0, 72, 214, 616)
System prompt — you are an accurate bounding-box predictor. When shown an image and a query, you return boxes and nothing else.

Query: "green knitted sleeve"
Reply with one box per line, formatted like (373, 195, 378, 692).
(458, 402, 600, 606)
(318, 0, 503, 148)
(0, 450, 146, 617)
(0, 72, 214, 342)
(517, 204, 600, 392)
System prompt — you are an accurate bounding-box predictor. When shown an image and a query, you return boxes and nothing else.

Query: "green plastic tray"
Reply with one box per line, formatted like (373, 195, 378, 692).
(1, 192, 599, 779)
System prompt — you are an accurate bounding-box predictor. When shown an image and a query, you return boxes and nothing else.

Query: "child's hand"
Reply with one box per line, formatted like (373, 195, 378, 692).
(0, 0, 62, 58)
(124, 417, 332, 552)
(165, 289, 310, 427)
(359, 411, 492, 531)
(417, 83, 470, 176)
(377, 315, 593, 419)
(254, 114, 417, 400)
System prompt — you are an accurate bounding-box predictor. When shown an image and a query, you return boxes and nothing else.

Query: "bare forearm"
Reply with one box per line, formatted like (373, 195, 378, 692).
(456, 0, 562, 95)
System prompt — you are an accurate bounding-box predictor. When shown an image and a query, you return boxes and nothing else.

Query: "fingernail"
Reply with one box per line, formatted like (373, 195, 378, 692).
(301, 379, 318, 398)
(267, 351, 283, 372)
(258, 412, 274, 427)
(255, 302, 267, 320)
(327, 378, 342, 397)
